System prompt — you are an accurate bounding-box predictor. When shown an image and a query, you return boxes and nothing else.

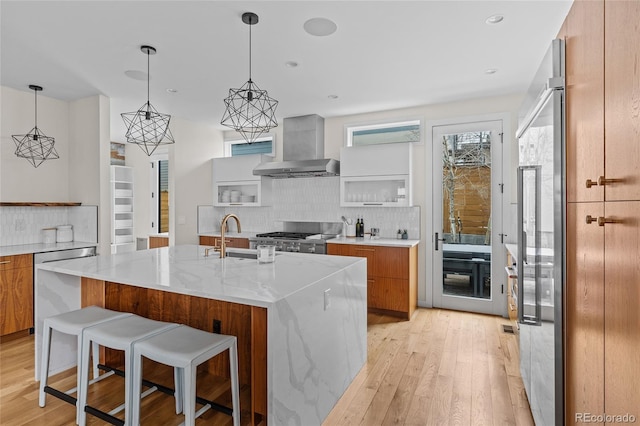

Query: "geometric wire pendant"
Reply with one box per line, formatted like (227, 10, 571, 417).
(121, 45, 175, 156)
(12, 85, 59, 168)
(221, 12, 278, 144)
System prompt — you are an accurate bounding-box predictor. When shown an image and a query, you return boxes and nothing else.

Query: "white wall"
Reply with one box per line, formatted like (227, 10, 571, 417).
(68, 95, 111, 255)
(127, 116, 224, 246)
(0, 86, 70, 201)
(324, 93, 523, 310)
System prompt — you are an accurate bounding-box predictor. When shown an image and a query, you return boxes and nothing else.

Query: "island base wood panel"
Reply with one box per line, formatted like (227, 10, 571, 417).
(200, 235, 250, 249)
(327, 243, 417, 320)
(148, 236, 169, 248)
(0, 254, 34, 336)
(80, 277, 267, 423)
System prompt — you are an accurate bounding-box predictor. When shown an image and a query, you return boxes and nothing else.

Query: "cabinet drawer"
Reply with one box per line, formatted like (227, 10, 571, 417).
(368, 277, 409, 313)
(0, 254, 33, 271)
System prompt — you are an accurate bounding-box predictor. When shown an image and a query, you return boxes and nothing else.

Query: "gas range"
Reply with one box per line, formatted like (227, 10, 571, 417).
(249, 232, 335, 254)
(248, 222, 341, 255)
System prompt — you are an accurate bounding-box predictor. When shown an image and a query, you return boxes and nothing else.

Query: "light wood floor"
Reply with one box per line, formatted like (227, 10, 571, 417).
(0, 308, 533, 425)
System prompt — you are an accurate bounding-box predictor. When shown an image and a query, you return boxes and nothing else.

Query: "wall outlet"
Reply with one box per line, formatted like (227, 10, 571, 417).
(324, 288, 331, 311)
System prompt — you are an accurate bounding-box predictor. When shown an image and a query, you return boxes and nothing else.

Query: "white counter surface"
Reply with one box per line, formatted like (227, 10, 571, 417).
(0, 241, 98, 257)
(36, 244, 363, 308)
(328, 236, 419, 248)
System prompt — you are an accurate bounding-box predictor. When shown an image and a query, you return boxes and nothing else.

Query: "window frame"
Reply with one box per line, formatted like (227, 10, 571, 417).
(223, 134, 276, 157)
(344, 117, 424, 147)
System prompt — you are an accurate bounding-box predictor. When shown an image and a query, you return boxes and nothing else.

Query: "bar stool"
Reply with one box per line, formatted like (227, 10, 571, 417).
(39, 306, 133, 422)
(77, 315, 179, 426)
(131, 325, 240, 426)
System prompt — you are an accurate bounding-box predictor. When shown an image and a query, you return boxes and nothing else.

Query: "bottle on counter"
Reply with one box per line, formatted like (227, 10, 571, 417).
(397, 229, 402, 239)
(360, 216, 365, 237)
(355, 217, 361, 238)
(402, 229, 408, 240)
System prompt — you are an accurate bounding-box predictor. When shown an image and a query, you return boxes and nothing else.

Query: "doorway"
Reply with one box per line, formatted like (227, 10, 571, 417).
(432, 120, 503, 314)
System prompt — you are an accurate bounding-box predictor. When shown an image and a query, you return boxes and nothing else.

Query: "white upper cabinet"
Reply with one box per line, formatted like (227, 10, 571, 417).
(340, 143, 413, 207)
(212, 154, 273, 206)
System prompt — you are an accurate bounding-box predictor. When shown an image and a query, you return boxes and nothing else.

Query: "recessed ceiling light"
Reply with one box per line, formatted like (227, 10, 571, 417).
(285, 61, 298, 68)
(485, 68, 498, 75)
(328, 94, 339, 100)
(304, 17, 337, 37)
(485, 14, 504, 24)
(166, 88, 178, 93)
(124, 70, 148, 81)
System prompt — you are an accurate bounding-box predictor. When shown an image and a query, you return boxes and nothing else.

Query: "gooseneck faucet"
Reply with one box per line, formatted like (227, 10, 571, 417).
(219, 213, 241, 258)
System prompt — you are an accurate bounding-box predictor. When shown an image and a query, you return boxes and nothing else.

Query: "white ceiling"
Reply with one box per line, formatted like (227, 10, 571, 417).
(1, 1, 572, 143)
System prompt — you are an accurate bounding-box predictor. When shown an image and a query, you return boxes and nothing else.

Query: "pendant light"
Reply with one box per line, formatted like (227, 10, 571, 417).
(12, 85, 59, 168)
(221, 12, 278, 144)
(121, 45, 175, 156)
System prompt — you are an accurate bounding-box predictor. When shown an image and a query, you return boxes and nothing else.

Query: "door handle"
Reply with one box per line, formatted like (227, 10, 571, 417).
(586, 215, 598, 224)
(434, 232, 446, 251)
(585, 178, 598, 188)
(597, 216, 622, 226)
(597, 176, 623, 186)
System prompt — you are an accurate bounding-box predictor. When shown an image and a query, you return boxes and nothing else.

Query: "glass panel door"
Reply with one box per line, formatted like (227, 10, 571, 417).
(432, 120, 502, 314)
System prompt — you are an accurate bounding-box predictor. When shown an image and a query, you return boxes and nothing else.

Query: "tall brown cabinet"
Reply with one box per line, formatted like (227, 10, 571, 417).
(562, 0, 640, 423)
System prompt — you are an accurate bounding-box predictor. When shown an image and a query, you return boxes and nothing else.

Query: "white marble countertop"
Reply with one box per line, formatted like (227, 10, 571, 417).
(0, 241, 98, 257)
(327, 236, 419, 248)
(36, 244, 364, 308)
(148, 233, 169, 238)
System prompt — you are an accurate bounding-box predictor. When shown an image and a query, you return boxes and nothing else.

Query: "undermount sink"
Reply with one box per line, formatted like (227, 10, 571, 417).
(225, 249, 281, 260)
(226, 251, 258, 259)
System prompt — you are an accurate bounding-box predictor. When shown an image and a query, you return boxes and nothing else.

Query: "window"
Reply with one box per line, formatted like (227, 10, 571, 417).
(224, 136, 275, 157)
(346, 119, 421, 147)
(150, 156, 169, 234)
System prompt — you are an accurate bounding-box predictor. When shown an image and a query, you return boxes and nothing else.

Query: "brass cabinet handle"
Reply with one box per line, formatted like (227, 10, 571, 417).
(0, 260, 10, 264)
(597, 216, 621, 226)
(586, 215, 598, 224)
(597, 176, 623, 186)
(354, 248, 375, 252)
(586, 179, 598, 188)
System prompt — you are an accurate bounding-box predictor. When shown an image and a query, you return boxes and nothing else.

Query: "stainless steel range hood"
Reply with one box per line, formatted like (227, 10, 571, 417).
(253, 114, 340, 178)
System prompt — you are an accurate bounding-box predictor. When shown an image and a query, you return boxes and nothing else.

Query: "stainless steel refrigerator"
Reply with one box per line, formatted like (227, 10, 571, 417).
(516, 38, 565, 426)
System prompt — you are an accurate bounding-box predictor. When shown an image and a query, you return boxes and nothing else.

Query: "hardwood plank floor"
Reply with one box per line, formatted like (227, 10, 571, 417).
(0, 309, 533, 425)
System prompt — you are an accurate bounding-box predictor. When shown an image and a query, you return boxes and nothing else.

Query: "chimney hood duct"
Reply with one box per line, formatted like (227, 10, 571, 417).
(253, 114, 339, 178)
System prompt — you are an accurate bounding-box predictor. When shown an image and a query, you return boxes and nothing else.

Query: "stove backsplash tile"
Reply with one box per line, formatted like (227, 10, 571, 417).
(210, 176, 420, 240)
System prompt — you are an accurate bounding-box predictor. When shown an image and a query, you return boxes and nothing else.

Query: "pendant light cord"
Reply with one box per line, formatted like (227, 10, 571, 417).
(34, 89, 38, 128)
(248, 14, 252, 82)
(147, 49, 151, 107)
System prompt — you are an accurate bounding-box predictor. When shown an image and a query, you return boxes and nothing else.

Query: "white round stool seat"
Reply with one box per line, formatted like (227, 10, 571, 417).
(77, 315, 179, 426)
(39, 306, 133, 421)
(131, 325, 240, 426)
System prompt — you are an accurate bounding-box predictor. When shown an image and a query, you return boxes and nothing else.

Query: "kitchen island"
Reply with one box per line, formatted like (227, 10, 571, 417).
(35, 245, 367, 425)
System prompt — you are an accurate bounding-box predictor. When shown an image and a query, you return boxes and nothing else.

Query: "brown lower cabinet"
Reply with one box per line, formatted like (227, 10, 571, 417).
(0, 254, 33, 336)
(326, 242, 417, 320)
(199, 235, 249, 249)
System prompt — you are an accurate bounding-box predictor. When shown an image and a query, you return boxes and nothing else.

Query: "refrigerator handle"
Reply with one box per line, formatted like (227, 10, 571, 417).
(517, 167, 525, 324)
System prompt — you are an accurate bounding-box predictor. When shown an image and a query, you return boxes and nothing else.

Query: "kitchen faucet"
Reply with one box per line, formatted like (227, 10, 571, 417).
(218, 213, 241, 258)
